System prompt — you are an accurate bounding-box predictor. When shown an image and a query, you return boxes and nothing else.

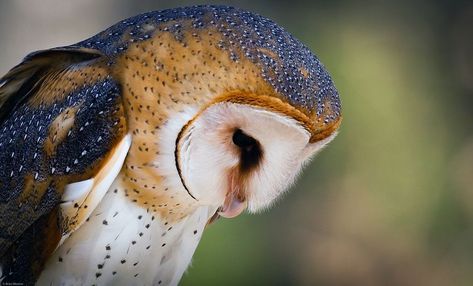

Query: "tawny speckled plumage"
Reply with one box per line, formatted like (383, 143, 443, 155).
(0, 5, 341, 285)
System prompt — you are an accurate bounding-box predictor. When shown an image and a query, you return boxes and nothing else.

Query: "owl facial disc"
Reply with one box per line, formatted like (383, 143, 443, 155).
(173, 99, 338, 218)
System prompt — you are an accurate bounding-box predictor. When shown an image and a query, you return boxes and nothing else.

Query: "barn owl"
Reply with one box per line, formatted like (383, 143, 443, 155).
(0, 5, 341, 285)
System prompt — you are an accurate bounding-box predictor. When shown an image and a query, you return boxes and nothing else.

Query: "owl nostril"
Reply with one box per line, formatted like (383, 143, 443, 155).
(232, 129, 262, 172)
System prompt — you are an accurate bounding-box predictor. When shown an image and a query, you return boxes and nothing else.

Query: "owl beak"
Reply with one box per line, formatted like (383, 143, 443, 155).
(218, 167, 247, 218)
(218, 192, 247, 218)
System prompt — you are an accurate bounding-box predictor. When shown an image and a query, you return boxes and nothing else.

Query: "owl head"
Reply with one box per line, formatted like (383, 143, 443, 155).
(115, 6, 344, 218)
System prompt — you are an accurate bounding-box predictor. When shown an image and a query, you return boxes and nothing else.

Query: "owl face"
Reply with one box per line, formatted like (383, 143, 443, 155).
(163, 96, 338, 218)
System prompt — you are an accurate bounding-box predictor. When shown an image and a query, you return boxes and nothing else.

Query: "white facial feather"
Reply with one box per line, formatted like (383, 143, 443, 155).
(174, 102, 337, 213)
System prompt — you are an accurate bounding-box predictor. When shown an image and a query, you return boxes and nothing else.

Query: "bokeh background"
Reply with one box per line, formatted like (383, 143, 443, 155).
(1, 0, 472, 285)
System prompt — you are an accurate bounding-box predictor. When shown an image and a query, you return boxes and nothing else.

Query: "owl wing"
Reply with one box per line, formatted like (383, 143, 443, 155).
(0, 47, 129, 281)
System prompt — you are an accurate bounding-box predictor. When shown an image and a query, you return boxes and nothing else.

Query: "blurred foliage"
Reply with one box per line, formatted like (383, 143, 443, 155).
(0, 0, 472, 285)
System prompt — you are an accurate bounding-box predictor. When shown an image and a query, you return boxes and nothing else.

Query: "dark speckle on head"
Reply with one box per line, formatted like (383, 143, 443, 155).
(78, 5, 340, 120)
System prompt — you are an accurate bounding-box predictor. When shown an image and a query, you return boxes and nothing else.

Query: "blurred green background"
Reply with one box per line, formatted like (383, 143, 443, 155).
(1, 0, 472, 285)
